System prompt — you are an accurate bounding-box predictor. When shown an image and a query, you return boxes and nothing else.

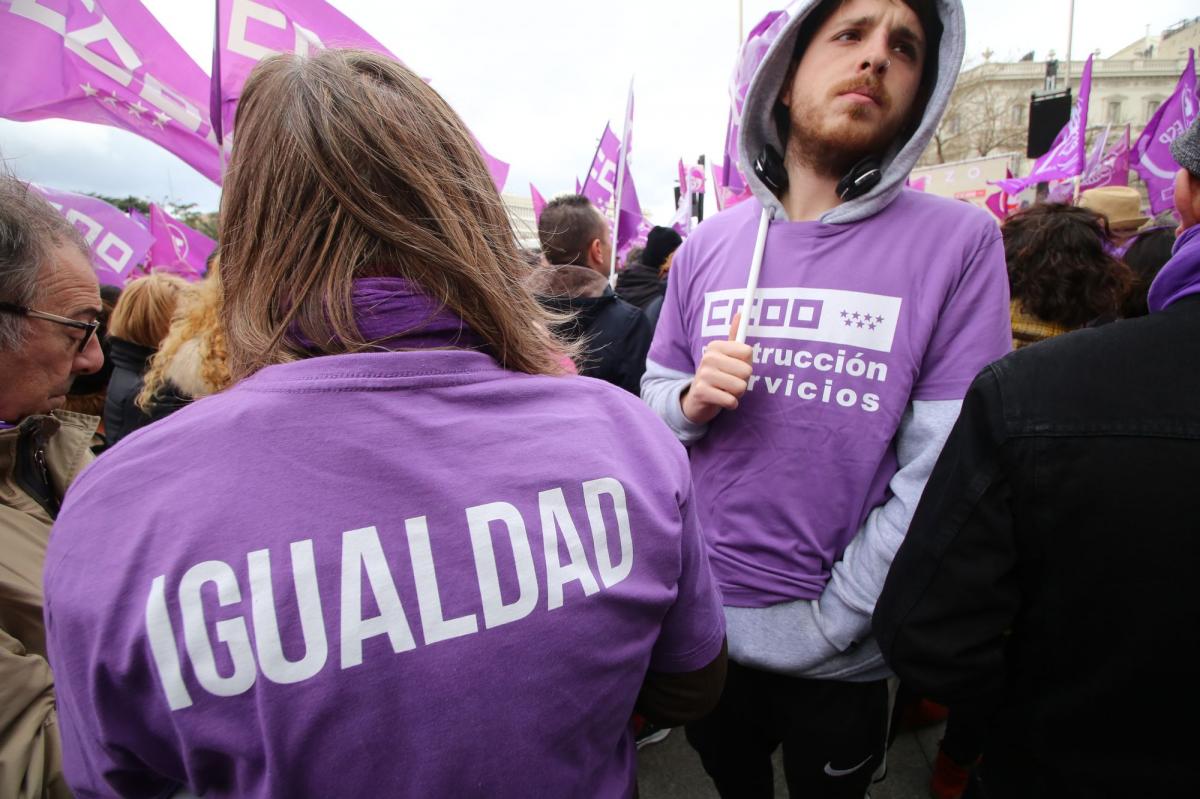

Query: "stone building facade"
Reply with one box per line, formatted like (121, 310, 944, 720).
(918, 17, 1199, 172)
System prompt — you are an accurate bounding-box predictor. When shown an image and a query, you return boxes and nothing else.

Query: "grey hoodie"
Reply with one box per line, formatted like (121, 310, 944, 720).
(641, 0, 972, 681)
(738, 0, 966, 224)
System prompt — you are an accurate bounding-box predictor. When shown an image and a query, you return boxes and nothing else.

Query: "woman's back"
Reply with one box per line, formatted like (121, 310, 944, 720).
(47, 344, 723, 798)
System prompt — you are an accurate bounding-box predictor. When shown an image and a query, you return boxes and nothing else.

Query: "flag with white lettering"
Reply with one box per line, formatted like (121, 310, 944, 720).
(32, 184, 155, 285)
(147, 203, 215, 281)
(579, 121, 644, 255)
(0, 0, 221, 183)
(212, 0, 509, 191)
(1133, 49, 1197, 215)
(995, 55, 1094, 195)
(1081, 124, 1131, 192)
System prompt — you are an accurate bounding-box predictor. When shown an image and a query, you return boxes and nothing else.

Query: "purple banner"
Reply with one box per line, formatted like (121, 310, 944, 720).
(32, 184, 155, 286)
(1081, 124, 1131, 192)
(996, 55, 1095, 195)
(579, 123, 644, 257)
(1133, 49, 1197, 215)
(719, 8, 791, 200)
(530, 183, 546, 223)
(147, 203, 215, 281)
(0, 0, 221, 183)
(212, 0, 508, 191)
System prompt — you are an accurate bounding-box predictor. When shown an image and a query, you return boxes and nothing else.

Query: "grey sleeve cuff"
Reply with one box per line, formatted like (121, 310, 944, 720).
(640, 358, 709, 445)
(817, 399, 963, 651)
(721, 399, 962, 681)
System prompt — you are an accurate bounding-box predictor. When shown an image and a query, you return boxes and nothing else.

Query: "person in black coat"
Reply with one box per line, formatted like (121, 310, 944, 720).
(616, 226, 682, 312)
(101, 274, 191, 446)
(534, 195, 652, 394)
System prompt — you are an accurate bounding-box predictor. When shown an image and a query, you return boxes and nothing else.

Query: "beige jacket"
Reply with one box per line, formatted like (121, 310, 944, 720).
(1, 411, 96, 799)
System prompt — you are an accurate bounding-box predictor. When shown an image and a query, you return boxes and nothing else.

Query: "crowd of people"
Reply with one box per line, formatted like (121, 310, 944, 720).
(2, 0, 1199, 797)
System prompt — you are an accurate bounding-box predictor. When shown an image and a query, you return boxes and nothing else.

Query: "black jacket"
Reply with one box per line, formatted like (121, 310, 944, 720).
(101, 337, 158, 447)
(532, 264, 653, 395)
(615, 261, 666, 310)
(873, 296, 1200, 797)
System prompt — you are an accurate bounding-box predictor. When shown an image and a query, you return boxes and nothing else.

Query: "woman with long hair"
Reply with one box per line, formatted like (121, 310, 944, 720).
(136, 266, 232, 420)
(45, 50, 725, 798)
(102, 273, 193, 445)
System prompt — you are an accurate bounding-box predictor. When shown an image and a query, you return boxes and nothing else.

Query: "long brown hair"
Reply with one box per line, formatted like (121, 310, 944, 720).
(218, 49, 573, 380)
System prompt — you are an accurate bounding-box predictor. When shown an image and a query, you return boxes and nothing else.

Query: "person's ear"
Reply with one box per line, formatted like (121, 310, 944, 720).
(588, 237, 603, 266)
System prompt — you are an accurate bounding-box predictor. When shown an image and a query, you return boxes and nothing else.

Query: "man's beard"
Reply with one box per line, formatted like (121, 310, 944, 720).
(785, 79, 910, 180)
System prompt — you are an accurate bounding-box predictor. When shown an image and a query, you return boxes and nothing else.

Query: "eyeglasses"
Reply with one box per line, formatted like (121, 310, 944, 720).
(0, 301, 100, 353)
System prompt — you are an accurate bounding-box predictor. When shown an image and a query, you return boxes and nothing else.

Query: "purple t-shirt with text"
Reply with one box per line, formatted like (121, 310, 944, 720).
(649, 192, 1011, 607)
(44, 350, 724, 798)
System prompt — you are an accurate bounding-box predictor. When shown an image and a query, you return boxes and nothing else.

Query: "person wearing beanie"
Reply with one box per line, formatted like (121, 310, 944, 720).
(873, 116, 1200, 797)
(616, 226, 682, 312)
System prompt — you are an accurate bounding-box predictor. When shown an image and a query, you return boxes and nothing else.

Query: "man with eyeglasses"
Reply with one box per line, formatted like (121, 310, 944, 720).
(1, 174, 103, 799)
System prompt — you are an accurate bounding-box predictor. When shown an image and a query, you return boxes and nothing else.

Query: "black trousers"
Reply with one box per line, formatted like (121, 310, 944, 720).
(685, 660, 889, 798)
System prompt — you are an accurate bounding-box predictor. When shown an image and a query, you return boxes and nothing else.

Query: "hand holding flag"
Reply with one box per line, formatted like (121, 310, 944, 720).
(681, 312, 753, 425)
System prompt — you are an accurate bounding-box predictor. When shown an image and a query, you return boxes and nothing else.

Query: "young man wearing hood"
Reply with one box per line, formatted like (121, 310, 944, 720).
(871, 116, 1200, 797)
(641, 0, 1011, 794)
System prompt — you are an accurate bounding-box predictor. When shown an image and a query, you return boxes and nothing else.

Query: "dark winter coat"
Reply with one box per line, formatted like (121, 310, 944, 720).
(531, 263, 653, 395)
(615, 261, 667, 310)
(873, 295, 1200, 798)
(101, 337, 158, 447)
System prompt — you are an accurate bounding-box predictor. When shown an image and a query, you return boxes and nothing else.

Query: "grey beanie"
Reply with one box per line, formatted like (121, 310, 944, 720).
(1171, 115, 1200, 177)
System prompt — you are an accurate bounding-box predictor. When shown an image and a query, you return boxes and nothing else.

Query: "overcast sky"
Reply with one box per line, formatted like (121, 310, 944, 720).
(1, 0, 1196, 222)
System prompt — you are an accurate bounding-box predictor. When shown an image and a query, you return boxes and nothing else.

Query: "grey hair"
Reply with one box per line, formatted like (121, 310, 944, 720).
(0, 173, 88, 350)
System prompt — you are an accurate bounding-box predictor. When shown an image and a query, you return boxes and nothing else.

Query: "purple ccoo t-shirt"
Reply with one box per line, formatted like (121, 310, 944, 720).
(649, 192, 1012, 607)
(44, 349, 725, 798)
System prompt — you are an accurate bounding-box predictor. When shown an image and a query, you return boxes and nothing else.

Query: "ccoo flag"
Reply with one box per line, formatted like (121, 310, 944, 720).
(32, 185, 155, 286)
(1081, 124, 1131, 192)
(147, 203, 216, 281)
(996, 55, 1095, 196)
(212, 0, 509, 190)
(579, 125, 644, 257)
(0, 0, 221, 183)
(1133, 49, 1197, 215)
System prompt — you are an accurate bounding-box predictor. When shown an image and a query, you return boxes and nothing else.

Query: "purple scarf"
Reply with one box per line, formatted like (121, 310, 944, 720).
(294, 277, 486, 353)
(1147, 225, 1200, 313)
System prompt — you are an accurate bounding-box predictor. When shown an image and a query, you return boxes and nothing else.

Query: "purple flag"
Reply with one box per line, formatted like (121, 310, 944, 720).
(719, 9, 792, 200)
(530, 183, 547, 222)
(1081, 125, 1131, 192)
(212, 0, 508, 190)
(1133, 49, 1197, 215)
(0, 1, 221, 183)
(579, 125, 643, 256)
(32, 185, 155, 286)
(580, 124, 622, 215)
(574, 178, 582, 195)
(129, 207, 150, 230)
(996, 55, 1095, 195)
(147, 203, 216, 281)
(671, 159, 707, 235)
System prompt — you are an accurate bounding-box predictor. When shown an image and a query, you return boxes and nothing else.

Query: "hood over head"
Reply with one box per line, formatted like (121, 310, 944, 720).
(738, 0, 965, 224)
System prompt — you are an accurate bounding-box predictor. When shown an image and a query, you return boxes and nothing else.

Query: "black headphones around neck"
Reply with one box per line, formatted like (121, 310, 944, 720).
(753, 147, 883, 203)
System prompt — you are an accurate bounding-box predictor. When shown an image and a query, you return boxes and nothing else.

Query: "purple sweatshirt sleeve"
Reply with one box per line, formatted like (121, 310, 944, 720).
(648, 486, 726, 673)
(911, 226, 1012, 400)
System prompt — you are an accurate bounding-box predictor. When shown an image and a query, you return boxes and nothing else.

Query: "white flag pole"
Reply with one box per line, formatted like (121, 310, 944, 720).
(609, 78, 634, 287)
(735, 207, 772, 345)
